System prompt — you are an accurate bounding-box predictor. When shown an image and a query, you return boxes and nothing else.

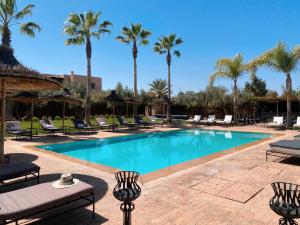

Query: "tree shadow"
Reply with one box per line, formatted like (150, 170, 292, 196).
(6, 152, 39, 163)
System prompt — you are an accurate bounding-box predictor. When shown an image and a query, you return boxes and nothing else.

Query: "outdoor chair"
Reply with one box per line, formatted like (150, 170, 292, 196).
(95, 116, 117, 131)
(270, 182, 300, 225)
(117, 116, 139, 129)
(187, 115, 201, 124)
(40, 119, 65, 135)
(147, 115, 164, 126)
(267, 116, 284, 129)
(0, 181, 95, 224)
(216, 115, 233, 126)
(134, 115, 154, 128)
(0, 162, 40, 187)
(293, 117, 300, 129)
(72, 118, 98, 133)
(200, 115, 216, 125)
(6, 121, 37, 140)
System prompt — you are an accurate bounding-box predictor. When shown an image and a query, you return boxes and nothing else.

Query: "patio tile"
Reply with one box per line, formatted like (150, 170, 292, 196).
(214, 168, 252, 181)
(217, 183, 263, 203)
(191, 177, 235, 194)
(250, 165, 283, 175)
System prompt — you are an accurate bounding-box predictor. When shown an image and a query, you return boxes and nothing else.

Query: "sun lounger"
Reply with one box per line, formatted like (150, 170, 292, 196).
(0, 181, 95, 224)
(216, 115, 233, 126)
(200, 115, 215, 125)
(293, 117, 300, 129)
(96, 116, 117, 131)
(267, 116, 284, 129)
(72, 119, 98, 133)
(267, 140, 300, 161)
(134, 115, 154, 127)
(147, 115, 164, 126)
(40, 119, 65, 134)
(0, 162, 40, 186)
(117, 116, 139, 129)
(187, 115, 201, 124)
(6, 121, 37, 139)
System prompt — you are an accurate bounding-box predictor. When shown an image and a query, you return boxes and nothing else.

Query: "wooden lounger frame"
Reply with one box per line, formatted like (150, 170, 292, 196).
(1, 191, 95, 225)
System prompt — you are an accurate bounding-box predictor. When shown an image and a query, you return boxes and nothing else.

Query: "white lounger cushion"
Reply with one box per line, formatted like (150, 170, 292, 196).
(293, 117, 300, 128)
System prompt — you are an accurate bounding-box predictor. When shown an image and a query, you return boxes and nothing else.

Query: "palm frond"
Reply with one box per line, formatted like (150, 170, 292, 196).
(15, 4, 34, 19)
(65, 37, 85, 45)
(174, 50, 181, 57)
(20, 22, 41, 37)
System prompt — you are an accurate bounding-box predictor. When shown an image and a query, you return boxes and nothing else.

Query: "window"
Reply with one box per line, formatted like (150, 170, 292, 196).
(91, 83, 96, 89)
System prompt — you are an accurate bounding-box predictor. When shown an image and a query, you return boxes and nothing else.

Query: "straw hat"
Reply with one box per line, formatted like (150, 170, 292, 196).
(52, 173, 79, 189)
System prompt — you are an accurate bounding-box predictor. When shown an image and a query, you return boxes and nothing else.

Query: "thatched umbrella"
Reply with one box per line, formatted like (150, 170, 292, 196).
(0, 45, 61, 164)
(104, 90, 125, 125)
(43, 91, 82, 129)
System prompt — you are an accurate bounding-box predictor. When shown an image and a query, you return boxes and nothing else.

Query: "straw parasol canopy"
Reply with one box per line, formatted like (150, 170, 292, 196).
(104, 90, 125, 125)
(0, 45, 61, 164)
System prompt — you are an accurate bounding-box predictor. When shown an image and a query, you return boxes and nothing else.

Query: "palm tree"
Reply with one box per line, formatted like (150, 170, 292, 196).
(64, 11, 112, 123)
(0, 0, 41, 47)
(116, 23, 151, 115)
(210, 54, 248, 124)
(154, 34, 183, 120)
(249, 42, 300, 127)
(148, 78, 168, 98)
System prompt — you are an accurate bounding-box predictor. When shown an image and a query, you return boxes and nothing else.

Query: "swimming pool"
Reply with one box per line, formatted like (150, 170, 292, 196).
(38, 129, 271, 175)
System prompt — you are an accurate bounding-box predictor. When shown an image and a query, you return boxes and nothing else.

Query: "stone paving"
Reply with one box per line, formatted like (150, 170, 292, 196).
(2, 125, 300, 225)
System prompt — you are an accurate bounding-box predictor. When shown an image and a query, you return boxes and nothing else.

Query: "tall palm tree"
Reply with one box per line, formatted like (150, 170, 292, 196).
(249, 42, 300, 127)
(0, 0, 41, 47)
(154, 34, 183, 120)
(210, 54, 248, 123)
(64, 11, 112, 123)
(116, 23, 151, 115)
(148, 78, 168, 98)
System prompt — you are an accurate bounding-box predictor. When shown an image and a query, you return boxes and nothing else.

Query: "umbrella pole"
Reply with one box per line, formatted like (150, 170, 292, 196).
(63, 101, 66, 130)
(30, 99, 33, 140)
(0, 79, 6, 164)
(113, 104, 115, 126)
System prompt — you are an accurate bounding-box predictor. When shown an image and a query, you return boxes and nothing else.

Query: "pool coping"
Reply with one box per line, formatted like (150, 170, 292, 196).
(26, 129, 284, 183)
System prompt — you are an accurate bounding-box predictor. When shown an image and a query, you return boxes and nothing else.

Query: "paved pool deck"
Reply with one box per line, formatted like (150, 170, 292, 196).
(2, 124, 299, 225)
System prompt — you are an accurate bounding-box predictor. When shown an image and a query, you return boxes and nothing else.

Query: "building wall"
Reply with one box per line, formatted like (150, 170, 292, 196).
(45, 71, 102, 92)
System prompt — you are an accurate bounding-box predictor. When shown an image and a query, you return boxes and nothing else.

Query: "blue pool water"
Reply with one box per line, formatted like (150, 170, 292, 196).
(38, 129, 270, 175)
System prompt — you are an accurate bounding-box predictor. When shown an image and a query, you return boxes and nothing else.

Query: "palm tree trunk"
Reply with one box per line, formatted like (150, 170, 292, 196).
(167, 51, 171, 121)
(1, 24, 11, 47)
(233, 79, 238, 124)
(286, 73, 292, 127)
(132, 41, 138, 116)
(85, 37, 92, 123)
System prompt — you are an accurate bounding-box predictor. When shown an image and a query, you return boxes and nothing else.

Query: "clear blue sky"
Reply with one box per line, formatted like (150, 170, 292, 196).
(10, 0, 300, 94)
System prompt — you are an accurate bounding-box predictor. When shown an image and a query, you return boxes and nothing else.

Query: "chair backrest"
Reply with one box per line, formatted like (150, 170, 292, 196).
(274, 116, 283, 125)
(224, 115, 232, 123)
(208, 115, 215, 122)
(96, 116, 107, 126)
(6, 121, 22, 131)
(134, 115, 143, 123)
(73, 119, 86, 128)
(40, 119, 53, 130)
(194, 115, 201, 122)
(296, 117, 300, 125)
(121, 116, 128, 124)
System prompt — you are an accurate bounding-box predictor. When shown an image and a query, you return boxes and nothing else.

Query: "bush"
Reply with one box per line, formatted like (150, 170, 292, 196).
(32, 116, 39, 121)
(55, 115, 61, 120)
